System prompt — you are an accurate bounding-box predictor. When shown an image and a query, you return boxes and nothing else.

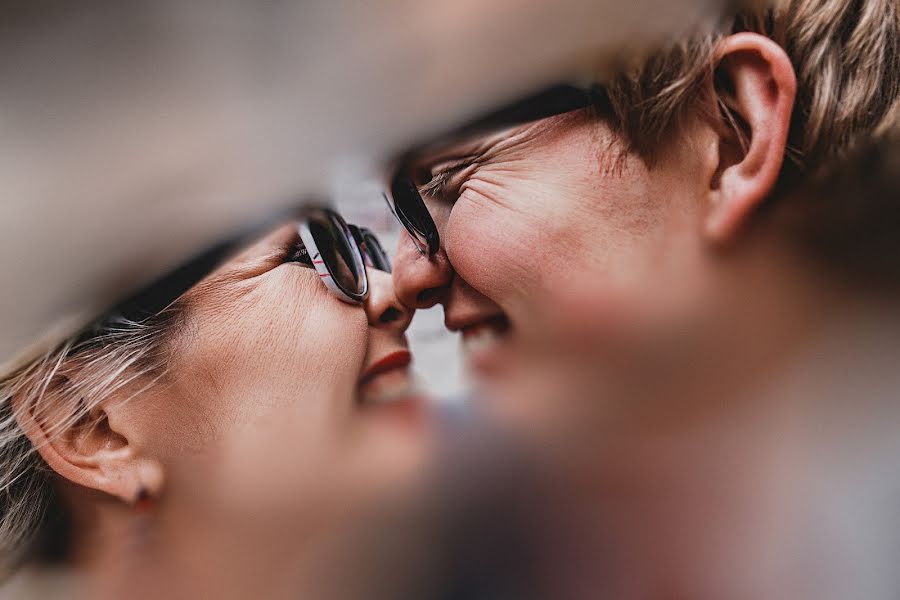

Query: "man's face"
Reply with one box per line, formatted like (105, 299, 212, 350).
(392, 110, 712, 425)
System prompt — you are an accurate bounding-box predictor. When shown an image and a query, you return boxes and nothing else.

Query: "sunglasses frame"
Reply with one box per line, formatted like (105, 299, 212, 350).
(383, 83, 604, 257)
(382, 172, 439, 257)
(349, 224, 393, 273)
(297, 206, 370, 304)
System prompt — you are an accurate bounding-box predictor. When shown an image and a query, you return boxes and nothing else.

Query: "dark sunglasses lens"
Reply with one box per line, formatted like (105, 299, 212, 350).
(308, 211, 366, 297)
(348, 224, 367, 255)
(361, 229, 392, 273)
(390, 173, 439, 254)
(349, 224, 378, 270)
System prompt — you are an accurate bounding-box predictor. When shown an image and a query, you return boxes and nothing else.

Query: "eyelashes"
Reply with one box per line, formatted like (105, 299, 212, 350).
(273, 227, 308, 264)
(418, 153, 483, 202)
(419, 166, 466, 203)
(283, 236, 310, 264)
(418, 168, 454, 198)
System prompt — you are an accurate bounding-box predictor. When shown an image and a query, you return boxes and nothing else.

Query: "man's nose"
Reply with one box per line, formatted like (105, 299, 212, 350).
(364, 268, 415, 334)
(391, 231, 453, 309)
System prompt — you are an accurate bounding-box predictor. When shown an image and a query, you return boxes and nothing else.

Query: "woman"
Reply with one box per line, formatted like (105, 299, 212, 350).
(0, 206, 425, 595)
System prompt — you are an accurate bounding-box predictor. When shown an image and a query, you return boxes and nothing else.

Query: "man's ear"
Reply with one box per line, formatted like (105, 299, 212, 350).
(704, 32, 797, 241)
(12, 378, 164, 505)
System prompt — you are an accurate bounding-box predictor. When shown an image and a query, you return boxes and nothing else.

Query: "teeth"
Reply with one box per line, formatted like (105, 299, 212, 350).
(461, 326, 501, 356)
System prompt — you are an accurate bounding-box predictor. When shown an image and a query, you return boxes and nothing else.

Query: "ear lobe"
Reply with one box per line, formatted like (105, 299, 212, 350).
(705, 32, 797, 242)
(12, 388, 163, 505)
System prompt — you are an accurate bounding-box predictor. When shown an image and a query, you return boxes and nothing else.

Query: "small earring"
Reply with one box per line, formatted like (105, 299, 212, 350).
(133, 487, 154, 514)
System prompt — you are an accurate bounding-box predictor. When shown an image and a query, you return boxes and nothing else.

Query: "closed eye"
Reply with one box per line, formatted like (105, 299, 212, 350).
(284, 238, 308, 263)
(417, 152, 482, 201)
(418, 169, 455, 199)
(282, 234, 314, 267)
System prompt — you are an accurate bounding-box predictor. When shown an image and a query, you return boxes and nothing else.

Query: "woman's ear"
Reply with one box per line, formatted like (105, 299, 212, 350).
(704, 32, 797, 242)
(12, 378, 164, 505)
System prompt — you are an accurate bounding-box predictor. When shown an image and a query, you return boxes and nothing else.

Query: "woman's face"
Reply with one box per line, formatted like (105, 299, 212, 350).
(63, 221, 428, 594)
(125, 222, 422, 470)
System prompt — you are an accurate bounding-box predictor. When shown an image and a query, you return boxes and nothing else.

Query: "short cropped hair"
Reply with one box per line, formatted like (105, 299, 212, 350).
(604, 0, 899, 181)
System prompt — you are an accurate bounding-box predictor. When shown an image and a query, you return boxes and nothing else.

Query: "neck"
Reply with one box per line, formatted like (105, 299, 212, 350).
(552, 238, 900, 598)
(644, 230, 894, 427)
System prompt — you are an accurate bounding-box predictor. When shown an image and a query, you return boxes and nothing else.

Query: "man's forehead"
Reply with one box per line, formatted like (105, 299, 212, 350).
(411, 135, 497, 172)
(409, 122, 548, 173)
(403, 82, 607, 168)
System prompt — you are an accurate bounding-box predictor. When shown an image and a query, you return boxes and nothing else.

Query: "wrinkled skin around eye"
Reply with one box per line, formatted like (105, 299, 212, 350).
(394, 112, 712, 427)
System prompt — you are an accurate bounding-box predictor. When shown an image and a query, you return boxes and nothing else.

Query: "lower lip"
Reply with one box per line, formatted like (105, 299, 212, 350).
(460, 315, 511, 340)
(357, 351, 420, 408)
(357, 363, 423, 425)
(358, 367, 411, 398)
(461, 318, 512, 375)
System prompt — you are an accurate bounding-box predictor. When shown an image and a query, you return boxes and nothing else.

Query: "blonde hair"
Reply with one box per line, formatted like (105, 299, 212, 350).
(0, 307, 182, 578)
(604, 0, 900, 179)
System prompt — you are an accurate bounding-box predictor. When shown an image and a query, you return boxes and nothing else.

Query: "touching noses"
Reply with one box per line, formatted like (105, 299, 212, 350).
(391, 232, 454, 309)
(364, 269, 414, 333)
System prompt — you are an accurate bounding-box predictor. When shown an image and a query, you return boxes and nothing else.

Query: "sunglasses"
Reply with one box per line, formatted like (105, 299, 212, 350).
(349, 224, 392, 274)
(106, 205, 390, 328)
(383, 83, 605, 256)
(291, 207, 393, 303)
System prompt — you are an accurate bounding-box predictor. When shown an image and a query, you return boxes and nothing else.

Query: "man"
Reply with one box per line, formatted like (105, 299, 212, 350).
(378, 2, 900, 596)
(384, 0, 899, 428)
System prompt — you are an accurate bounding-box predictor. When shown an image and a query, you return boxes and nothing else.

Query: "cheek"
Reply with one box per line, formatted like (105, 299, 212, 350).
(445, 196, 539, 305)
(442, 147, 586, 309)
(166, 267, 368, 448)
(248, 271, 367, 391)
(443, 123, 700, 339)
(443, 150, 626, 317)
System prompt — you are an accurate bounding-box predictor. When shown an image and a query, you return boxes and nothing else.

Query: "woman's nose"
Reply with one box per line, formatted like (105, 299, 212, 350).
(364, 268, 415, 333)
(391, 232, 454, 309)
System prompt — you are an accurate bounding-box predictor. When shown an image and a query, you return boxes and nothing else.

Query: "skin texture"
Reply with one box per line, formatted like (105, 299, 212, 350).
(391, 33, 799, 427)
(17, 221, 424, 581)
